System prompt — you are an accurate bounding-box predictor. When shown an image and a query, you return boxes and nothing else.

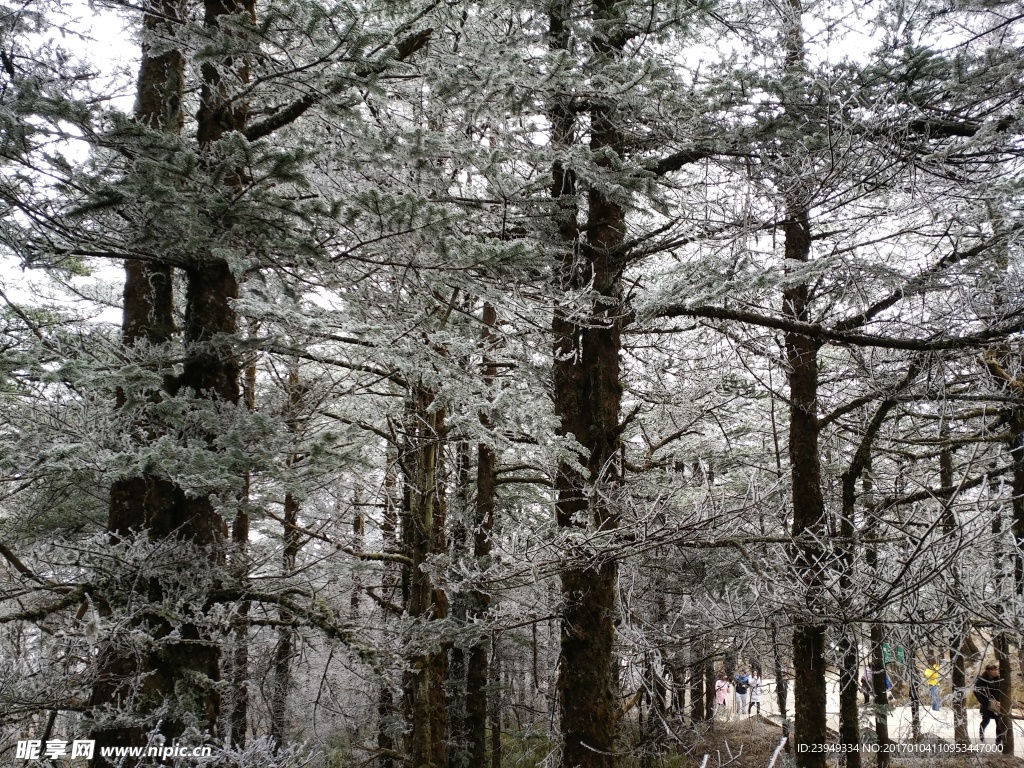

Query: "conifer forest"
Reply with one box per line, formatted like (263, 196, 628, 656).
(2, 0, 1024, 766)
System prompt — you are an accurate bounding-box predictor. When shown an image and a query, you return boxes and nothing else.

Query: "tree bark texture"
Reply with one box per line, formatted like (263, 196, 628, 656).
(938, 444, 970, 745)
(401, 384, 449, 768)
(838, 633, 862, 768)
(783, 206, 827, 768)
(995, 633, 1014, 751)
(269, 491, 300, 747)
(90, 2, 222, 761)
(870, 625, 891, 768)
(549, 2, 628, 766)
(770, 621, 790, 747)
(467, 301, 498, 768)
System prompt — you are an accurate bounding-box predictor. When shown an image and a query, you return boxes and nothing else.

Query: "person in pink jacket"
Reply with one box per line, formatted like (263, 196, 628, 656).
(715, 673, 731, 718)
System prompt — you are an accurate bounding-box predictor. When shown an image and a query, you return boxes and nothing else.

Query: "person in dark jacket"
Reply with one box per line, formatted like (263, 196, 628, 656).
(974, 664, 1002, 746)
(734, 670, 750, 714)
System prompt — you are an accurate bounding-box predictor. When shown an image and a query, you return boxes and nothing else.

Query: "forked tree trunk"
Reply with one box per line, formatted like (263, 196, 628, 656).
(90, 1, 221, 761)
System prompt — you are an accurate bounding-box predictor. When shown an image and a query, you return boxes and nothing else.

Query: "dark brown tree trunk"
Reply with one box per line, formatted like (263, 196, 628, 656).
(106, 0, 182, 554)
(839, 634, 862, 768)
(351, 489, 365, 617)
(690, 641, 705, 723)
(908, 647, 921, 741)
(1000, 409, 1023, 754)
(549, 3, 627, 766)
(467, 301, 498, 768)
(269, 490, 299, 747)
(490, 637, 502, 768)
(949, 633, 969, 745)
(837, 397, 899, 766)
(770, 621, 790, 747)
(782, 205, 827, 768)
(870, 624, 891, 768)
(995, 633, 1013, 752)
(938, 444, 970, 745)
(89, 3, 203, 763)
(377, 684, 396, 768)
(777, 2, 828, 760)
(401, 384, 449, 768)
(226, 341, 256, 748)
(705, 662, 716, 725)
(982, 364, 1021, 753)
(228, 501, 249, 749)
(378, 455, 400, 768)
(448, 442, 470, 767)
(270, 370, 303, 747)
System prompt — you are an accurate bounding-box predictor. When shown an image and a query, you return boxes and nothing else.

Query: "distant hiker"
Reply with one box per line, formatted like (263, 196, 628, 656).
(715, 673, 730, 718)
(734, 670, 750, 713)
(975, 664, 1003, 746)
(862, 664, 893, 703)
(748, 672, 762, 716)
(923, 658, 941, 711)
(861, 665, 873, 703)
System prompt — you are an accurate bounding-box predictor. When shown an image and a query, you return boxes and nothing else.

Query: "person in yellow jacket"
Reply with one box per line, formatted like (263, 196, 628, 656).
(923, 658, 941, 711)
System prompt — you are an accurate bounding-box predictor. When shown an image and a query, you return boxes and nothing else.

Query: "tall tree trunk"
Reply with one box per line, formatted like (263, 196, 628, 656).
(269, 491, 299, 746)
(705, 661, 716, 726)
(490, 636, 502, 768)
(778, 2, 827, 762)
(401, 384, 449, 768)
(467, 301, 498, 767)
(270, 370, 303, 747)
(1000, 409, 1023, 753)
(378, 456, 401, 768)
(869, 615, 891, 768)
(690, 639, 706, 723)
(228, 500, 249, 748)
(995, 630, 1014, 751)
(939, 443, 971, 745)
(908, 645, 921, 741)
(549, 2, 628, 766)
(90, 2, 222, 761)
(771, 621, 790, 747)
(448, 442, 471, 768)
(949, 631, 969, 746)
(227, 340, 256, 748)
(837, 397, 900, 766)
(838, 633, 862, 767)
(783, 204, 827, 768)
